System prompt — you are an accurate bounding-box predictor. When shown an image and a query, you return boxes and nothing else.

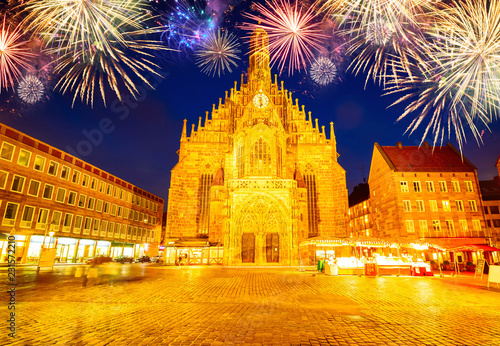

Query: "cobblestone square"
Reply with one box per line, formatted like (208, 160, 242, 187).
(2, 266, 500, 345)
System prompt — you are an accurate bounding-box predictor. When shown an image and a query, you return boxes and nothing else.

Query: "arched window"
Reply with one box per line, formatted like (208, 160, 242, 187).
(198, 173, 213, 234)
(304, 173, 319, 237)
(252, 138, 271, 175)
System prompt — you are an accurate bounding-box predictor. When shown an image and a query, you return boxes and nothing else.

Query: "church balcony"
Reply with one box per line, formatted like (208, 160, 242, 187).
(227, 179, 297, 190)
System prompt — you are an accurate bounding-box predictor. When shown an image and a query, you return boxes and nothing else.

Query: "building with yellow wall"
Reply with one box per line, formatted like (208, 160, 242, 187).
(0, 124, 164, 264)
(166, 28, 348, 265)
(368, 142, 489, 255)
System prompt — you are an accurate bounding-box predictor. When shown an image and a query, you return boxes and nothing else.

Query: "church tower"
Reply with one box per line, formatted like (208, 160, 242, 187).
(165, 27, 348, 265)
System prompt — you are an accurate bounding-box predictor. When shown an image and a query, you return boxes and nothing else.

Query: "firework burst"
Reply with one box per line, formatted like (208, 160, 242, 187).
(0, 15, 35, 92)
(195, 29, 241, 77)
(17, 74, 44, 104)
(385, 0, 500, 150)
(310, 57, 337, 85)
(241, 0, 327, 75)
(366, 18, 394, 46)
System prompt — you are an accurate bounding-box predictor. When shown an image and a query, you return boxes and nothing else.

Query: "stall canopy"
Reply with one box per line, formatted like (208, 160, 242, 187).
(446, 244, 500, 252)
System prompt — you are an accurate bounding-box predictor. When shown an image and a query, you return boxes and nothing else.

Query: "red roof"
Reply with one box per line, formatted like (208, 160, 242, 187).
(379, 143, 475, 172)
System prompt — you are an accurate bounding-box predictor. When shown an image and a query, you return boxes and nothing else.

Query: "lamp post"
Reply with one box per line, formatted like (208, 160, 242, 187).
(37, 221, 56, 272)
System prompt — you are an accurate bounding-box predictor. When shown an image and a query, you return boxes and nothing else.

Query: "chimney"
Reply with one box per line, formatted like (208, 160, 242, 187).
(396, 142, 403, 149)
(423, 142, 430, 149)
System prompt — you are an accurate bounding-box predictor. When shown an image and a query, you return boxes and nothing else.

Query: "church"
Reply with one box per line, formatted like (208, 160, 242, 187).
(165, 27, 348, 265)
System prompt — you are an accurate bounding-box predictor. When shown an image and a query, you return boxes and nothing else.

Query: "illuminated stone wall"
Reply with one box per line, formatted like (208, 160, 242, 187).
(166, 28, 348, 265)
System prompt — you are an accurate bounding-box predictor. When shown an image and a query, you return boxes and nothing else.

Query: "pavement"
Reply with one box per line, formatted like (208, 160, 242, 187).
(1, 265, 499, 345)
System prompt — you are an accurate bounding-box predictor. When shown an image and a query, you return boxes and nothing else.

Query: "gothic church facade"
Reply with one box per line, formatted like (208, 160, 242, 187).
(166, 28, 348, 265)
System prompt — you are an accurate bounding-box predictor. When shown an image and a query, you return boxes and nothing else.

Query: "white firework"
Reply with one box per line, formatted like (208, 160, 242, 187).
(310, 57, 337, 85)
(366, 19, 394, 45)
(17, 75, 44, 104)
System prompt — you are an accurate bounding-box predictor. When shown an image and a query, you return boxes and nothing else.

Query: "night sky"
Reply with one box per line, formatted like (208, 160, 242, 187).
(1, 0, 499, 208)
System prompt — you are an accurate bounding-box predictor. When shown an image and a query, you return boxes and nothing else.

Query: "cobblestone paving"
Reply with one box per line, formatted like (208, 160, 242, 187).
(2, 266, 500, 345)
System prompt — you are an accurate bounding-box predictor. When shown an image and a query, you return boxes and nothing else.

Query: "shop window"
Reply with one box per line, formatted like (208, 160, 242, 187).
(11, 175, 25, 193)
(0, 142, 15, 161)
(33, 155, 46, 171)
(0, 170, 8, 189)
(42, 184, 54, 200)
(71, 170, 81, 184)
(17, 149, 31, 167)
(36, 208, 50, 230)
(2, 202, 19, 226)
(67, 191, 77, 205)
(28, 180, 41, 197)
(48, 161, 58, 176)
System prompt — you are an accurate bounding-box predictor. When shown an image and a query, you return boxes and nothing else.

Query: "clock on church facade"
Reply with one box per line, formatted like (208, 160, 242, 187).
(165, 27, 348, 265)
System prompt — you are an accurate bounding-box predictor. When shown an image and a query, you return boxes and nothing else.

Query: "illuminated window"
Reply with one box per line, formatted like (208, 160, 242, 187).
(123, 208, 129, 220)
(413, 181, 421, 193)
(429, 200, 438, 212)
(468, 200, 478, 212)
(92, 219, 100, 236)
(426, 181, 435, 192)
(442, 200, 451, 212)
(114, 223, 121, 238)
(252, 138, 271, 175)
(465, 181, 474, 192)
(459, 220, 468, 232)
(17, 149, 31, 167)
(106, 184, 113, 196)
(403, 200, 412, 212)
(20, 205, 35, 227)
(55, 187, 66, 203)
(108, 222, 115, 237)
(3, 203, 19, 226)
(103, 202, 110, 213)
(82, 174, 90, 187)
(48, 161, 58, 176)
(33, 155, 46, 171)
(455, 200, 464, 212)
(87, 197, 95, 210)
(36, 208, 49, 230)
(73, 215, 83, 234)
(472, 220, 481, 234)
(432, 220, 441, 232)
(199, 173, 213, 234)
(120, 189, 125, 200)
(0, 170, 8, 189)
(50, 211, 62, 230)
(400, 181, 409, 193)
(96, 200, 103, 212)
(63, 214, 74, 232)
(1, 142, 15, 161)
(60, 166, 70, 180)
(451, 181, 460, 192)
(90, 177, 98, 190)
(416, 200, 425, 212)
(419, 220, 428, 233)
(67, 191, 77, 205)
(42, 184, 54, 200)
(28, 180, 40, 197)
(78, 194, 87, 208)
(406, 220, 415, 233)
(439, 181, 447, 192)
(446, 220, 455, 237)
(111, 204, 117, 216)
(114, 187, 120, 199)
(83, 217, 92, 235)
(101, 220, 108, 237)
(71, 170, 81, 184)
(11, 175, 25, 193)
(304, 174, 319, 236)
(99, 181, 106, 193)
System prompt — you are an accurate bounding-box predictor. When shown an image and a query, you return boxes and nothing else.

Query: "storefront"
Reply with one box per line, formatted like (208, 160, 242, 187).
(55, 238, 78, 263)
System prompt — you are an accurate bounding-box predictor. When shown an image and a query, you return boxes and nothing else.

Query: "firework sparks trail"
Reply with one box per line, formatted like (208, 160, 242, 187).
(195, 28, 241, 77)
(0, 15, 35, 92)
(310, 56, 337, 85)
(241, 0, 327, 75)
(17, 74, 44, 104)
(385, 0, 500, 150)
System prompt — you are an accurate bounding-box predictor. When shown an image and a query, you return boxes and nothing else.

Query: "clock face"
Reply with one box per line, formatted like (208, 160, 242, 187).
(253, 93, 269, 109)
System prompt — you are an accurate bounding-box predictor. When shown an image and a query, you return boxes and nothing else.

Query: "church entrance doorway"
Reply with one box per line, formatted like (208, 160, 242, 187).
(241, 233, 255, 263)
(266, 233, 279, 263)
